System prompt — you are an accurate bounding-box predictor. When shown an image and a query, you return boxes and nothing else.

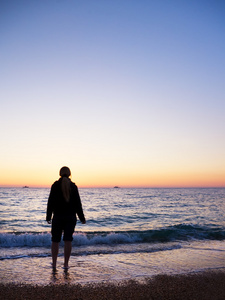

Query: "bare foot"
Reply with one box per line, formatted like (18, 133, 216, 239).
(52, 265, 57, 272)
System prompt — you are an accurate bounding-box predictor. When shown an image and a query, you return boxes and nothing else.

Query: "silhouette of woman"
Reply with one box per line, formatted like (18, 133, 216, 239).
(46, 166, 86, 269)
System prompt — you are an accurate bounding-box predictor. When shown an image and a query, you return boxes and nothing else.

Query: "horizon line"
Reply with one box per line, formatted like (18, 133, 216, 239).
(0, 185, 224, 189)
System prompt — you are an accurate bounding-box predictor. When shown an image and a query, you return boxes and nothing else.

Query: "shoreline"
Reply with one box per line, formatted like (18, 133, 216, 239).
(1, 239, 225, 286)
(1, 270, 225, 300)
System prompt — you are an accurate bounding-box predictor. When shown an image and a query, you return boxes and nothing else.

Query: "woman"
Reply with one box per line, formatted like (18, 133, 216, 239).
(46, 166, 86, 269)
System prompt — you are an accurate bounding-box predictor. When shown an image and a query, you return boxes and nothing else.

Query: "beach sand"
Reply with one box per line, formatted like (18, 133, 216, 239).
(1, 271, 225, 300)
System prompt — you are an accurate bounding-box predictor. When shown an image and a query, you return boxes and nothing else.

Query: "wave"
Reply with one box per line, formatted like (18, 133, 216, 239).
(1, 224, 225, 248)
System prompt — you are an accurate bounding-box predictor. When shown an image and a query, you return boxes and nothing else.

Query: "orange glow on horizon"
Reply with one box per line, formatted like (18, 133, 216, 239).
(0, 169, 224, 188)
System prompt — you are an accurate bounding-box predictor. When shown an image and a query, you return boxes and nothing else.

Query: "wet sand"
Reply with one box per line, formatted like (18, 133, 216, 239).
(1, 270, 225, 300)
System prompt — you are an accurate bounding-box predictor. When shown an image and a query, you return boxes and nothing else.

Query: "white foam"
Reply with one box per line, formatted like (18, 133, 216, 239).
(0, 233, 51, 248)
(73, 232, 141, 246)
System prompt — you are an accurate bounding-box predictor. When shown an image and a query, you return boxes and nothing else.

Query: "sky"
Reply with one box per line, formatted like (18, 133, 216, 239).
(0, 0, 225, 188)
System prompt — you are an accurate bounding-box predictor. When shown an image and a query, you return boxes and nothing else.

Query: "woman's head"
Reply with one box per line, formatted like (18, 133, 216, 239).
(59, 166, 71, 178)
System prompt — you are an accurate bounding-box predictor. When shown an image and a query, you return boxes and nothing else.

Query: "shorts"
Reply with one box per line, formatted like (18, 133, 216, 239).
(51, 215, 77, 242)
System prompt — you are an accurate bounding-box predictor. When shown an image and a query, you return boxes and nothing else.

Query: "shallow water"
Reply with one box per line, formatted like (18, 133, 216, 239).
(1, 240, 225, 285)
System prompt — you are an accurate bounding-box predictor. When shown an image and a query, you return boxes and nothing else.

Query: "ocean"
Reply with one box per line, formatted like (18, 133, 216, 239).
(0, 187, 225, 285)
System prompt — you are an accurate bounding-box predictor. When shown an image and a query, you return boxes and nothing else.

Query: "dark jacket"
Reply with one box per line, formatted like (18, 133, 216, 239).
(46, 178, 85, 223)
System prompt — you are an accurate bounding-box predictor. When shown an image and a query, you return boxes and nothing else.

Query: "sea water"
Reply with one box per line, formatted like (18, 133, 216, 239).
(0, 187, 225, 285)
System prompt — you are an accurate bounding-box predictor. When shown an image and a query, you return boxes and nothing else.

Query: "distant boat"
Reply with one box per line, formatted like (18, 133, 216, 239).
(114, 186, 120, 188)
(23, 186, 29, 188)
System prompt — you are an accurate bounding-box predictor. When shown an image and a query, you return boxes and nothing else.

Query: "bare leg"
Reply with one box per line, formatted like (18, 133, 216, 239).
(51, 242, 59, 268)
(64, 241, 72, 268)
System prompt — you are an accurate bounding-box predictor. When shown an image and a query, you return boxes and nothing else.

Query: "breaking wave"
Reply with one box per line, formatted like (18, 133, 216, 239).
(1, 224, 225, 248)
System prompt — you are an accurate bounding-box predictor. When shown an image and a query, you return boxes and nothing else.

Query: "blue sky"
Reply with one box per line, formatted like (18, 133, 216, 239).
(1, 0, 225, 187)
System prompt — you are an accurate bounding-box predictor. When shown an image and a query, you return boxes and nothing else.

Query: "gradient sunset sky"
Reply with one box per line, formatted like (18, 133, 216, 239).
(1, 0, 225, 188)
